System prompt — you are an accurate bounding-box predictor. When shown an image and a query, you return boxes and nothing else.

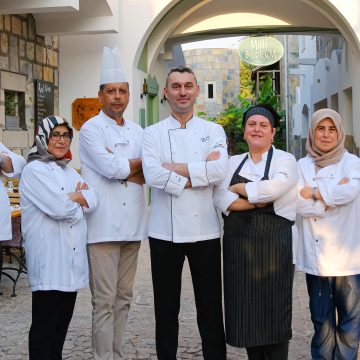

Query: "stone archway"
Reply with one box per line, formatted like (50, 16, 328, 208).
(134, 0, 360, 74)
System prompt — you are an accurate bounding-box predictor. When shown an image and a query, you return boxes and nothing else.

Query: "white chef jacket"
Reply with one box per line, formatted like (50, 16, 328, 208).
(213, 147, 298, 262)
(142, 115, 228, 242)
(296, 152, 360, 276)
(0, 143, 25, 241)
(20, 160, 98, 292)
(79, 111, 148, 243)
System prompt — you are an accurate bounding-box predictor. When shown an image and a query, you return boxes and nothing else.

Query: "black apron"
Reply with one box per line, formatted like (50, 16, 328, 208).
(223, 147, 293, 348)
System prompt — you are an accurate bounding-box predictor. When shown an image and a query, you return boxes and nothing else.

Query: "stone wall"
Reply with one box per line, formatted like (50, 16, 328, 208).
(183, 48, 240, 118)
(0, 14, 59, 154)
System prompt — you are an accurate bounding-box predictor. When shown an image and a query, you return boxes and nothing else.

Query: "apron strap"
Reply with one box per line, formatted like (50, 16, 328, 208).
(261, 146, 274, 180)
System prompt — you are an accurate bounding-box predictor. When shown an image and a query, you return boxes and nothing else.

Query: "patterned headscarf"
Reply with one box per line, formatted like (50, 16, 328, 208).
(305, 108, 346, 169)
(27, 115, 73, 167)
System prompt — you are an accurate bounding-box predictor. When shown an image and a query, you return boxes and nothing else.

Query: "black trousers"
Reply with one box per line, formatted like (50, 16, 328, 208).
(149, 237, 226, 360)
(246, 342, 289, 360)
(29, 290, 77, 360)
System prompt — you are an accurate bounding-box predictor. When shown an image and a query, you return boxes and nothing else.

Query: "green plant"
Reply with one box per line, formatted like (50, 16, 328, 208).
(202, 77, 286, 154)
(5, 92, 18, 116)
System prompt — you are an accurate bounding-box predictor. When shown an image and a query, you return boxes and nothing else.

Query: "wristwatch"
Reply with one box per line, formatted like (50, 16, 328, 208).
(312, 187, 318, 200)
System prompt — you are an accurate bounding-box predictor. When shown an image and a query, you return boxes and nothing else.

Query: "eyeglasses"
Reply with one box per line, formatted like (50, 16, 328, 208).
(49, 132, 72, 142)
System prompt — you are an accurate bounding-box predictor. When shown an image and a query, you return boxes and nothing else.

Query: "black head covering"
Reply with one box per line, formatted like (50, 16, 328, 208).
(243, 103, 281, 128)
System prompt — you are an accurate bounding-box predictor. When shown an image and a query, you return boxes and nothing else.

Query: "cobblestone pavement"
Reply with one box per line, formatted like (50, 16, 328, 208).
(0, 241, 320, 359)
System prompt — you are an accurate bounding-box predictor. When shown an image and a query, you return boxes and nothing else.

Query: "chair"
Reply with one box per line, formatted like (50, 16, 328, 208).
(0, 213, 27, 297)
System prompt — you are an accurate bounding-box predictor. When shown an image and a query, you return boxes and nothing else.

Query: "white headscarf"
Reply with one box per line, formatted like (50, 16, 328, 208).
(305, 108, 346, 169)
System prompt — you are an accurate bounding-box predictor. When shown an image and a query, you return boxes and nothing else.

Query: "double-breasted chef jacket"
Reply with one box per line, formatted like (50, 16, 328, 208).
(79, 110, 148, 243)
(296, 152, 360, 276)
(142, 115, 228, 243)
(0, 143, 26, 241)
(20, 160, 98, 292)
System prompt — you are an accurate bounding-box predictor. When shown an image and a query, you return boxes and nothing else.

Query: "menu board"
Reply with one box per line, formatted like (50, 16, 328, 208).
(35, 80, 54, 124)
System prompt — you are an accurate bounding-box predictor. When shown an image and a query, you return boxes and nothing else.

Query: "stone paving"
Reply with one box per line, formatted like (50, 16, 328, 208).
(0, 240, 322, 359)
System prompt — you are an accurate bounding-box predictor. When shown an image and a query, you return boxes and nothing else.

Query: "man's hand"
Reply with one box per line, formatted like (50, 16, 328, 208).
(206, 151, 220, 161)
(106, 147, 143, 178)
(162, 163, 189, 178)
(68, 181, 89, 208)
(127, 170, 145, 185)
(128, 158, 142, 177)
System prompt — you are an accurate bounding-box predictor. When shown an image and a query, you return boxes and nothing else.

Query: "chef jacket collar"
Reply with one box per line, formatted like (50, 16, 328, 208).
(100, 110, 128, 127)
(169, 113, 196, 129)
(248, 146, 273, 164)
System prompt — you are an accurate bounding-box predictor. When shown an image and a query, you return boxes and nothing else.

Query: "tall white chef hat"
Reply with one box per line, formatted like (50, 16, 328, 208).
(100, 46, 127, 85)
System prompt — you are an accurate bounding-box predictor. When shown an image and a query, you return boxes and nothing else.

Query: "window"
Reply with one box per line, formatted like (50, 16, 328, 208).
(5, 90, 25, 130)
(205, 81, 216, 102)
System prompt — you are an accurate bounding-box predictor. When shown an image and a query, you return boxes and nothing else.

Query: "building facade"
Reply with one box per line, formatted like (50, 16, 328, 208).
(0, 1, 360, 166)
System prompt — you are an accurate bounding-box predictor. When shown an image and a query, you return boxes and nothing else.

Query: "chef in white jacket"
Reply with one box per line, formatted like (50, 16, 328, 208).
(142, 66, 228, 360)
(0, 143, 25, 241)
(79, 47, 148, 360)
(20, 115, 97, 360)
(296, 108, 360, 360)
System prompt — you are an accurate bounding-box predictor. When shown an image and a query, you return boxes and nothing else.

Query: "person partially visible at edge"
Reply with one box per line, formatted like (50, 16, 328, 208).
(296, 108, 360, 360)
(20, 115, 98, 359)
(79, 47, 148, 359)
(213, 104, 298, 360)
(0, 143, 25, 242)
(142, 66, 228, 360)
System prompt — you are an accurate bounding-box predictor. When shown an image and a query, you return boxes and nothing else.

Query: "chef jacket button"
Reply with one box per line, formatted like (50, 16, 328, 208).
(73, 248, 75, 250)
(70, 225, 72, 228)
(314, 218, 317, 222)
(61, 187, 64, 190)
(123, 202, 126, 206)
(315, 239, 318, 243)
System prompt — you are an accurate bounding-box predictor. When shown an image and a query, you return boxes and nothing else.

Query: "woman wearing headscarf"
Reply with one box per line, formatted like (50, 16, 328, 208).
(296, 108, 360, 359)
(20, 115, 97, 360)
(213, 104, 298, 359)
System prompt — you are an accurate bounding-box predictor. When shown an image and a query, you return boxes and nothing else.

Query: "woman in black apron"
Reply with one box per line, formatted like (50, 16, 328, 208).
(213, 104, 298, 360)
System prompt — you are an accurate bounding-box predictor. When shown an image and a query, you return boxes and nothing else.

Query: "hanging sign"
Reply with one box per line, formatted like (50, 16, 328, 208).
(238, 36, 284, 66)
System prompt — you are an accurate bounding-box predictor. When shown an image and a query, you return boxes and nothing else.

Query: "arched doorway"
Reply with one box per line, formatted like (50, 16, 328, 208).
(133, 0, 360, 153)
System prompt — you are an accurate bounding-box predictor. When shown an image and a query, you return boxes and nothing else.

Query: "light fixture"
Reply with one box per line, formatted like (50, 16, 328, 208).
(160, 94, 167, 104)
(140, 78, 148, 99)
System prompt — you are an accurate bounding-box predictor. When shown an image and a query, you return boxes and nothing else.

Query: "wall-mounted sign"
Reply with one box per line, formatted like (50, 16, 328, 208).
(72, 98, 102, 130)
(35, 80, 54, 124)
(238, 36, 284, 66)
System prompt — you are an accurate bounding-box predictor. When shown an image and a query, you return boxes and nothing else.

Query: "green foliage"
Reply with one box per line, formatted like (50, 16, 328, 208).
(240, 61, 255, 99)
(200, 77, 286, 155)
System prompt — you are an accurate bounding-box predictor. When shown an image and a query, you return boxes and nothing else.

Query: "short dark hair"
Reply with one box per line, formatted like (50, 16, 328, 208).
(99, 83, 129, 92)
(165, 66, 197, 87)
